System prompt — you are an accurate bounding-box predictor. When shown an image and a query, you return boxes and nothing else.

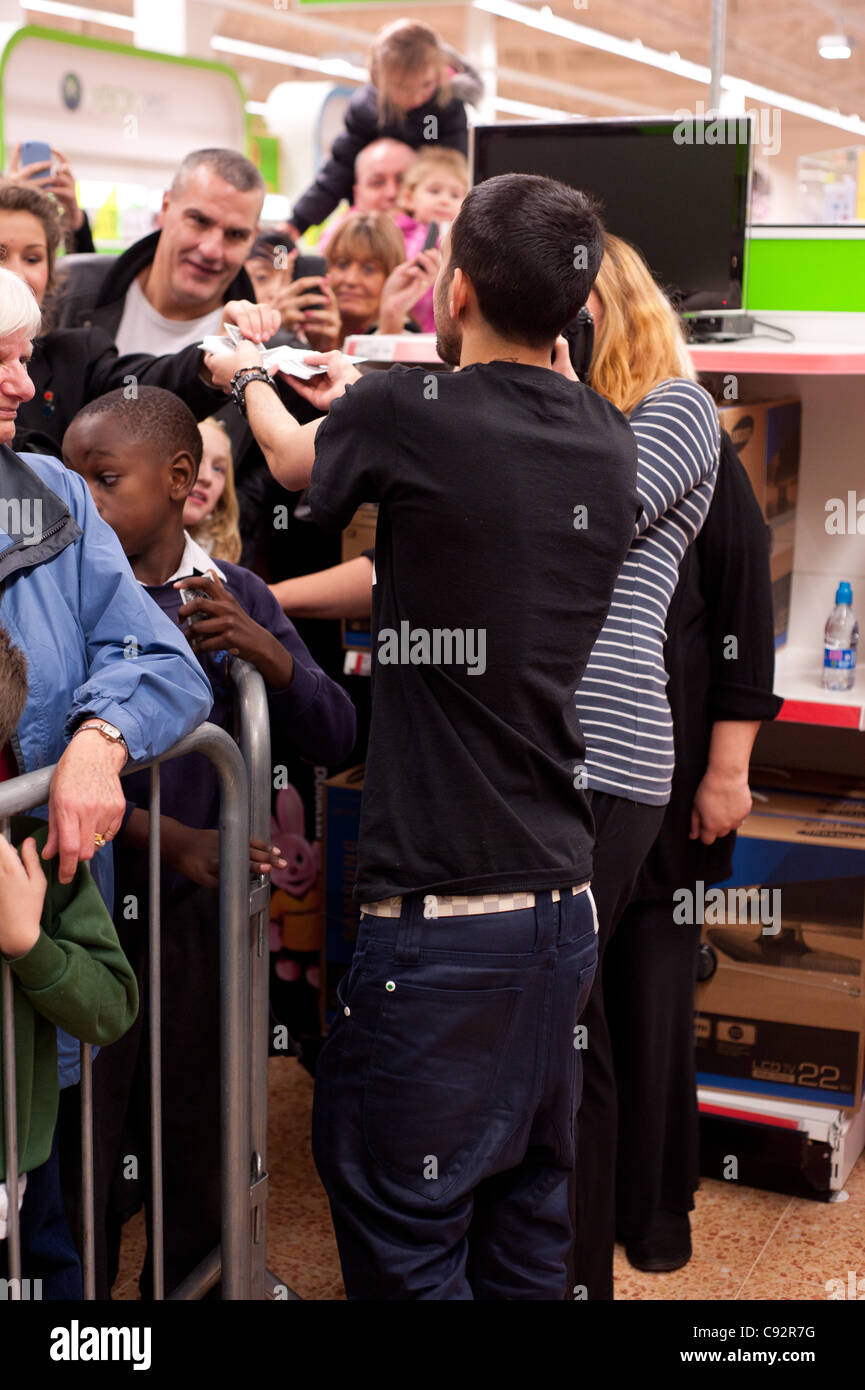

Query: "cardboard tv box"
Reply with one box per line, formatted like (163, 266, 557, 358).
(321, 764, 364, 1022)
(340, 504, 377, 653)
(717, 397, 801, 648)
(695, 783, 865, 1108)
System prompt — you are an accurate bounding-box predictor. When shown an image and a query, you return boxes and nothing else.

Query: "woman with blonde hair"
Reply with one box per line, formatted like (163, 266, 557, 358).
(564, 236, 781, 1288)
(583, 234, 697, 412)
(183, 417, 242, 564)
(552, 234, 722, 1299)
(302, 211, 438, 350)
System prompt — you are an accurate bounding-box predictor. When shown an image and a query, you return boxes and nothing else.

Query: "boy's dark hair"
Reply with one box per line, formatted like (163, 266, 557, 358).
(249, 231, 296, 263)
(75, 387, 203, 471)
(0, 622, 28, 748)
(448, 174, 604, 348)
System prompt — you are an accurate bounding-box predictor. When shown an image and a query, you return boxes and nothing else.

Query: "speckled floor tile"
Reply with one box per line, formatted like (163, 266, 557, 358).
(113, 1209, 146, 1300)
(612, 1178, 793, 1301)
(266, 1056, 345, 1301)
(112, 1055, 865, 1302)
(738, 1151, 865, 1300)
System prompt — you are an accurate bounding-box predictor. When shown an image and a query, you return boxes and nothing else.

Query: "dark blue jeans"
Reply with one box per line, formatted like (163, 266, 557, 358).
(312, 886, 598, 1300)
(0, 1128, 83, 1300)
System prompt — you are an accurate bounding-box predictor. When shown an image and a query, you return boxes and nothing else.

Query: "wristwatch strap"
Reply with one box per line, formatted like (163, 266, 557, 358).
(231, 365, 278, 417)
(72, 719, 128, 755)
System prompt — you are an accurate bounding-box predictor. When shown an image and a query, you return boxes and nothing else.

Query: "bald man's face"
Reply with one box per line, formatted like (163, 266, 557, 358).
(353, 143, 416, 218)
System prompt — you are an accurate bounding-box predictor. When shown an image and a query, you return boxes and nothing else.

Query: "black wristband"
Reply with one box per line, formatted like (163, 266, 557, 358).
(231, 365, 278, 417)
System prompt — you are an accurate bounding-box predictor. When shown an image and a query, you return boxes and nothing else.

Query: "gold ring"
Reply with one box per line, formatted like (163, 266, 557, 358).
(94, 832, 107, 848)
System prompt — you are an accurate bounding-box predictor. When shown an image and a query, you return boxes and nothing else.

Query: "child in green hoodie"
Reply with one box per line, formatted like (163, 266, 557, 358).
(0, 621, 138, 1297)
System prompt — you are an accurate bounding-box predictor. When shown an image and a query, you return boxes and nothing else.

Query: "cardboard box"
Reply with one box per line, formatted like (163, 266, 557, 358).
(695, 784, 865, 1108)
(341, 504, 377, 652)
(321, 764, 364, 1021)
(717, 397, 801, 648)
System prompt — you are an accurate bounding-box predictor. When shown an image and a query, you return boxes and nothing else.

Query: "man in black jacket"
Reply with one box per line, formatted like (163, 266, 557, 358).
(54, 147, 265, 350)
(53, 146, 318, 574)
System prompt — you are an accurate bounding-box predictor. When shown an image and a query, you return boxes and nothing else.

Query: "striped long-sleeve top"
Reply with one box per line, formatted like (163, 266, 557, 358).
(575, 377, 720, 806)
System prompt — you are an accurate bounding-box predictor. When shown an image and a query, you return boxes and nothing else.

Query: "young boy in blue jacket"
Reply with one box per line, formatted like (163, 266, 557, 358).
(62, 385, 356, 1297)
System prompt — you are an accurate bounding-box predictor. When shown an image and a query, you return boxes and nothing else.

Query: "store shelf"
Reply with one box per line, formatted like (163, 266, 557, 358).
(774, 646, 865, 729)
(344, 333, 442, 363)
(345, 331, 865, 374)
(688, 340, 865, 374)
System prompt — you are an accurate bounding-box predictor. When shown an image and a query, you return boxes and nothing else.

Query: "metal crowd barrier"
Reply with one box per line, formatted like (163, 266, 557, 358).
(0, 659, 287, 1301)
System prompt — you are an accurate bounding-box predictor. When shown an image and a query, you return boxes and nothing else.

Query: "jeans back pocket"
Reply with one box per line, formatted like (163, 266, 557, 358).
(363, 979, 521, 1201)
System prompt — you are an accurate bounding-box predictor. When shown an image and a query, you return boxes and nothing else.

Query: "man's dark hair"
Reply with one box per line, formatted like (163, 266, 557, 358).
(0, 622, 28, 748)
(75, 386, 203, 472)
(171, 148, 265, 197)
(448, 174, 604, 347)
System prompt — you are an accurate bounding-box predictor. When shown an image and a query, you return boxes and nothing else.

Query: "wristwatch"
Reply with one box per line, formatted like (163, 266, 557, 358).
(230, 365, 278, 417)
(72, 718, 128, 757)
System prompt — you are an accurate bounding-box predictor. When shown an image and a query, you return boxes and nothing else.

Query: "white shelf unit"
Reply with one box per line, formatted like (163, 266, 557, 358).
(691, 312, 865, 731)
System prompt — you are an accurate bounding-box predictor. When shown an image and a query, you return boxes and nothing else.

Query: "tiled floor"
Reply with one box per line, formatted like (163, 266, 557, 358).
(114, 1056, 865, 1301)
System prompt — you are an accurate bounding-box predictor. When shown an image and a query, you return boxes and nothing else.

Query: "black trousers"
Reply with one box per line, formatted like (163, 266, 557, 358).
(606, 896, 702, 1241)
(568, 791, 666, 1301)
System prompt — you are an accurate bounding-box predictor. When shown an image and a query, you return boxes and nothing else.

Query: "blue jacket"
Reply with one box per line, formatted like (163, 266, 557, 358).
(0, 447, 213, 1083)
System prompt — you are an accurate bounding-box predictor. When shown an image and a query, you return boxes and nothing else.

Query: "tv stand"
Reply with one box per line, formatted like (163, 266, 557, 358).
(688, 313, 757, 343)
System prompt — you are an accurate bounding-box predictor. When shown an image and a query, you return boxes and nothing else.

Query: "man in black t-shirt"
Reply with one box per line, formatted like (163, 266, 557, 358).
(205, 173, 640, 1300)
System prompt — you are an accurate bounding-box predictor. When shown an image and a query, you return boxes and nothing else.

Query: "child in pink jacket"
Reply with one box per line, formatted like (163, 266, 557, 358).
(393, 148, 468, 332)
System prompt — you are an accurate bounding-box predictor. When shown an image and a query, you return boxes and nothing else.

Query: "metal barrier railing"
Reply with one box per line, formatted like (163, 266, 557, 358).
(0, 659, 281, 1301)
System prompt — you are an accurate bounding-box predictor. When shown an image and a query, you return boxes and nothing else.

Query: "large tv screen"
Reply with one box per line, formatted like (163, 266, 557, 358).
(472, 118, 752, 313)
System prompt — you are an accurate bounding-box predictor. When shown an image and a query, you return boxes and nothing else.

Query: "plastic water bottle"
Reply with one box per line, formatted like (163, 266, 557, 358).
(822, 582, 859, 691)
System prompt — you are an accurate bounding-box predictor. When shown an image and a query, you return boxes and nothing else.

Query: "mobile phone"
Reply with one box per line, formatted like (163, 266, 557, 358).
(177, 585, 207, 626)
(420, 221, 439, 254)
(20, 140, 52, 182)
(293, 254, 327, 281)
(178, 584, 229, 663)
(555, 305, 595, 380)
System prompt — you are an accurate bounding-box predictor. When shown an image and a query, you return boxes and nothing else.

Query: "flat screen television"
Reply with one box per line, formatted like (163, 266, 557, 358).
(472, 117, 752, 314)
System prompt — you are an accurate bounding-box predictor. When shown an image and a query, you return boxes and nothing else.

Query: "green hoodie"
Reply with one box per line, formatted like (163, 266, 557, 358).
(0, 817, 138, 1180)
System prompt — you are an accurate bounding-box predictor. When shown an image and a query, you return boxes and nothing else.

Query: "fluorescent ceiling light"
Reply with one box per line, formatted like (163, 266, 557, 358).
(24, 1, 135, 29)
(473, 0, 865, 137)
(212, 35, 366, 82)
(818, 34, 852, 59)
(495, 96, 575, 120)
(474, 0, 710, 82)
(720, 74, 865, 135)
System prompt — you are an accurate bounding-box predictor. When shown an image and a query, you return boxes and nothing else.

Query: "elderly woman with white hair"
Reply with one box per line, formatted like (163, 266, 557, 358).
(0, 264, 212, 1296)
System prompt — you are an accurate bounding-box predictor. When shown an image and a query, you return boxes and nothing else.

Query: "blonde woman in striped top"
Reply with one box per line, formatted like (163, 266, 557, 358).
(555, 235, 721, 1301)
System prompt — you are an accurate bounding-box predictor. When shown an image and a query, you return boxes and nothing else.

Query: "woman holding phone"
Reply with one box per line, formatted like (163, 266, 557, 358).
(3, 141, 94, 253)
(276, 212, 438, 352)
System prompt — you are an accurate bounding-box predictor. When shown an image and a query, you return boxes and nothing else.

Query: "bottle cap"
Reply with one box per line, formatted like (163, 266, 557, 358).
(836, 581, 853, 605)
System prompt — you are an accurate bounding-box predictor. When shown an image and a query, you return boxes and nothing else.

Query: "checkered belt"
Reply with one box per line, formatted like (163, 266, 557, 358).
(361, 883, 591, 919)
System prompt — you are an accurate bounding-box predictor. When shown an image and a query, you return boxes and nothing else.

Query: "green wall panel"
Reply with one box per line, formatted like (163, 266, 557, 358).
(747, 238, 865, 313)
